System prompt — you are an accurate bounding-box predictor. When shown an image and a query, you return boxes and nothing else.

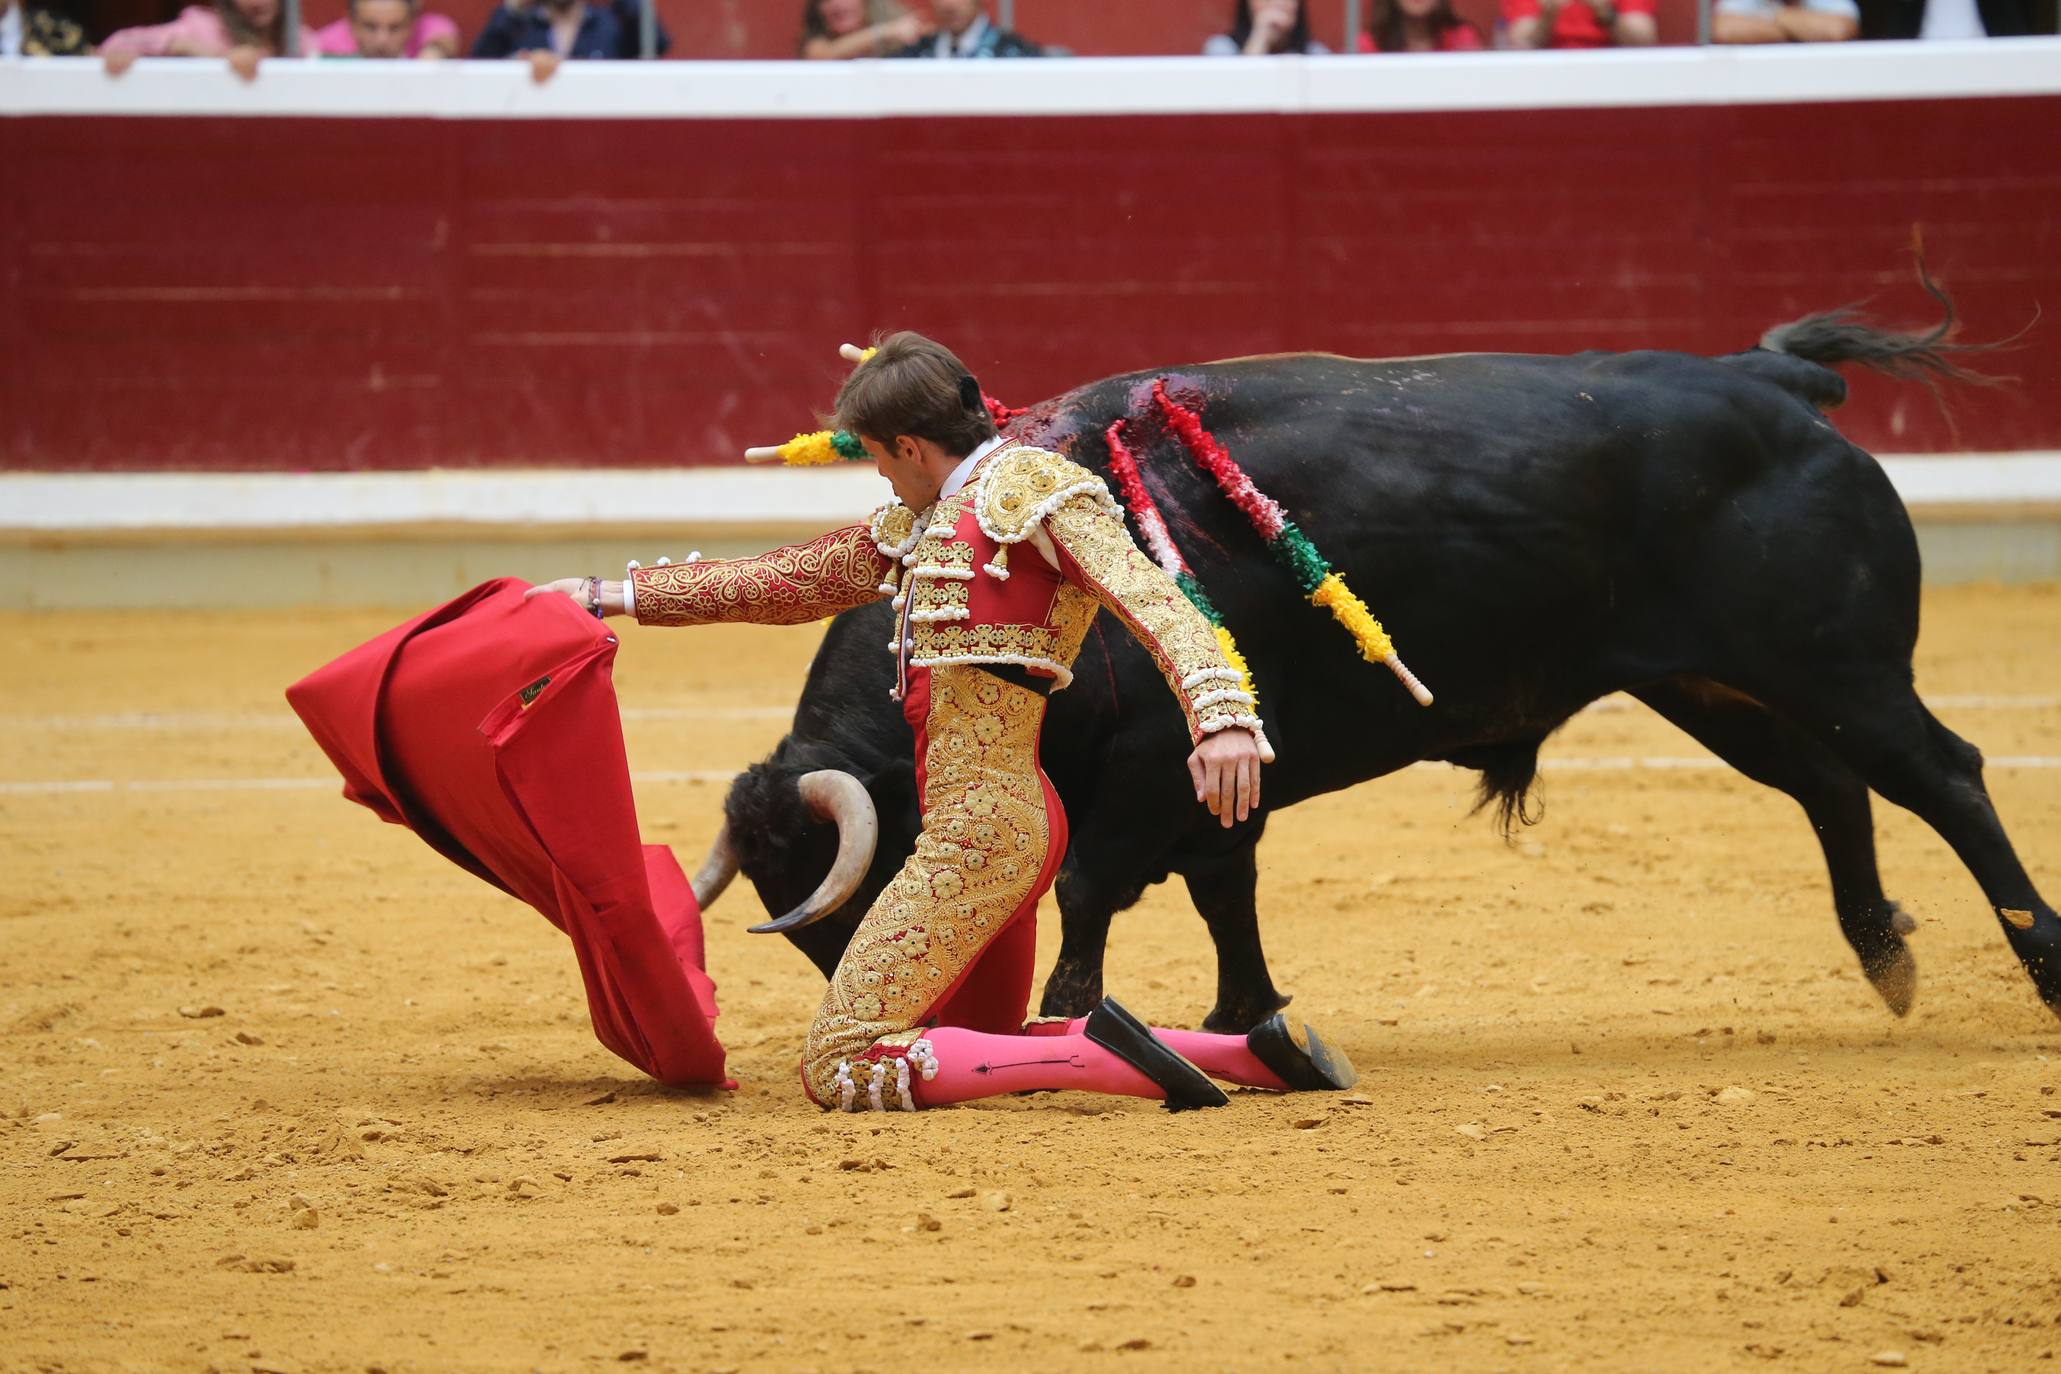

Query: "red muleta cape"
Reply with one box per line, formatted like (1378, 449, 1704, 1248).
(285, 578, 729, 1088)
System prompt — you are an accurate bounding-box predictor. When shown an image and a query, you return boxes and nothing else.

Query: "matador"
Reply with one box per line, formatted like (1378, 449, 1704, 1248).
(531, 332, 1356, 1112)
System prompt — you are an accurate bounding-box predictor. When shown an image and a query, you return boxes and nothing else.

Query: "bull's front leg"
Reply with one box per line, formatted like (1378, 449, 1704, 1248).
(1178, 827, 1289, 1034)
(1038, 859, 1136, 1020)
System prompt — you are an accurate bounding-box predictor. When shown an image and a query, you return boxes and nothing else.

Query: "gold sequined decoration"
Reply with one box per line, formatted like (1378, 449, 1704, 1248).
(801, 665, 1053, 1103)
(975, 446, 1121, 543)
(903, 535, 975, 625)
(871, 503, 920, 559)
(629, 524, 891, 627)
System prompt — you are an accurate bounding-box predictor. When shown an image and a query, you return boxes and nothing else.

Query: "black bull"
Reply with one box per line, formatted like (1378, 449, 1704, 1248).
(711, 322, 2060, 1032)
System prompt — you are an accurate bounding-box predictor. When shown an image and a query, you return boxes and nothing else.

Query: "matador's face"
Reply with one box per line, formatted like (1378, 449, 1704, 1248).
(863, 433, 945, 511)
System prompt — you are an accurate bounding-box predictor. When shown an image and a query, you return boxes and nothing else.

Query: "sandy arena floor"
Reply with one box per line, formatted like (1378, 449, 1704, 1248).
(2, 584, 2058, 1374)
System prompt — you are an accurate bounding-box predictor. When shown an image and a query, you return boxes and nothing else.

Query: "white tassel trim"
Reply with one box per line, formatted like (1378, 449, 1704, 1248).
(834, 1061, 857, 1112)
(1197, 719, 1278, 765)
(908, 606, 970, 623)
(905, 566, 975, 581)
(879, 582, 898, 596)
(973, 477, 1121, 547)
(1182, 666, 1243, 690)
(909, 1038, 940, 1082)
(1192, 687, 1256, 711)
(909, 652, 1073, 691)
(890, 594, 906, 610)
(982, 562, 1011, 580)
(866, 1060, 888, 1113)
(894, 1056, 916, 1112)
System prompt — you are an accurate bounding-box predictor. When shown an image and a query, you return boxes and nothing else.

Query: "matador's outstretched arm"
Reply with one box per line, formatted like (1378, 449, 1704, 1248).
(627, 525, 892, 627)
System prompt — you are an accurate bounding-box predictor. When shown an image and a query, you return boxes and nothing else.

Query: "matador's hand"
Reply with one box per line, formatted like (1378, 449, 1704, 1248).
(523, 577, 625, 617)
(1188, 729, 1263, 829)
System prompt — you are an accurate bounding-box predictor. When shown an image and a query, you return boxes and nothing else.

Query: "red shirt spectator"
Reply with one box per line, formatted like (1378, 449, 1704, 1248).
(1504, 0, 1658, 46)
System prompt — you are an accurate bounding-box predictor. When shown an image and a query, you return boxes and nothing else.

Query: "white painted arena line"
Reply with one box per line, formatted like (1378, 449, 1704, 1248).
(2, 696, 2048, 736)
(5, 757, 2057, 799)
(0, 706, 796, 731)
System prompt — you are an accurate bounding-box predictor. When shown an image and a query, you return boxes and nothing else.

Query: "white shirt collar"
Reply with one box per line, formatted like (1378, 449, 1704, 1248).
(935, 13, 990, 57)
(940, 434, 1006, 499)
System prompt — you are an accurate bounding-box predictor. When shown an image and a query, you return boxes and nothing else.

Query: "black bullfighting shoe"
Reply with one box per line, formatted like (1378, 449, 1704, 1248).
(1083, 998, 1229, 1113)
(1247, 1014, 1359, 1092)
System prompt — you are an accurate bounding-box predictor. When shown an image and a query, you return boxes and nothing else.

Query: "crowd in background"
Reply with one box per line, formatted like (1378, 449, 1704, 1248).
(1, 0, 2046, 68)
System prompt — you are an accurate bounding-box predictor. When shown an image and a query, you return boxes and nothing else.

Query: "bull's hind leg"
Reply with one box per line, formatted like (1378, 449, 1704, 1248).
(1633, 678, 1918, 1014)
(1767, 676, 2061, 1019)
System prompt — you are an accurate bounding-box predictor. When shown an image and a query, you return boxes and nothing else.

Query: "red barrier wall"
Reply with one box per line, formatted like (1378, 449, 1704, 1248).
(5, 94, 2057, 471)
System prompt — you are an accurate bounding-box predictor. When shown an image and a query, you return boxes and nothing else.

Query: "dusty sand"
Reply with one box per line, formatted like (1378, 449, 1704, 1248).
(3, 583, 2058, 1374)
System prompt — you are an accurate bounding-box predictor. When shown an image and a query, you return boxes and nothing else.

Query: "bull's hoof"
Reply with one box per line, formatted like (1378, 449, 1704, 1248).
(1203, 990, 1291, 1036)
(1861, 940, 1918, 1018)
(2001, 906, 2061, 1020)
(1038, 972, 1103, 1022)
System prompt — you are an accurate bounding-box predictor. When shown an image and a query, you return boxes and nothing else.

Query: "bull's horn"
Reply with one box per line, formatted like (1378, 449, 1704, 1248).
(743, 444, 785, 463)
(689, 822, 739, 909)
(747, 770, 879, 935)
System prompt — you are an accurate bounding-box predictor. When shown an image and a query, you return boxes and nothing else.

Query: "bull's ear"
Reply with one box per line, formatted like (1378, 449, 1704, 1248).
(720, 761, 808, 870)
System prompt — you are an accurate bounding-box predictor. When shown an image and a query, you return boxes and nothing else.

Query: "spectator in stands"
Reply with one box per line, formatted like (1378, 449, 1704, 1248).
(1714, 0, 1857, 40)
(472, 0, 670, 80)
(893, 0, 1042, 57)
(1358, 0, 1485, 50)
(1205, 0, 1332, 53)
(1859, 0, 2032, 37)
(800, 0, 929, 58)
(1503, 0, 1656, 47)
(317, 0, 461, 57)
(102, 0, 319, 79)
(3, 0, 93, 54)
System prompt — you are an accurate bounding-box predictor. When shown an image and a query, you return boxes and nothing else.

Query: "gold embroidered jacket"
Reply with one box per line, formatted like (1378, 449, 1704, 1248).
(628, 444, 1265, 746)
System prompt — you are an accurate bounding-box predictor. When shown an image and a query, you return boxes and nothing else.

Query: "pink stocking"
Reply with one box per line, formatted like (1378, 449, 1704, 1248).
(1027, 1015, 1288, 1092)
(909, 1026, 1165, 1106)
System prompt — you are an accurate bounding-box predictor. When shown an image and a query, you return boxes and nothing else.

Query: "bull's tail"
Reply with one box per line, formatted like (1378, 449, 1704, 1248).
(1757, 254, 2022, 396)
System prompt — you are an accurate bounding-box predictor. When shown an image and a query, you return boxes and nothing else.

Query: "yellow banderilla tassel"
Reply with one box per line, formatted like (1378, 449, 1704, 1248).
(1309, 573, 1433, 706)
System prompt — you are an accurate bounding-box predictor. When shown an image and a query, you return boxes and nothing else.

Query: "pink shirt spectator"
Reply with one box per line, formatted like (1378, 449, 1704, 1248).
(101, 5, 318, 55)
(314, 10, 460, 55)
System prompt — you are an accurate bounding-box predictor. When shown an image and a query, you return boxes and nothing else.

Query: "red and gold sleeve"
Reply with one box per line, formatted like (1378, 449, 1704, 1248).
(628, 524, 892, 628)
(1042, 494, 1264, 746)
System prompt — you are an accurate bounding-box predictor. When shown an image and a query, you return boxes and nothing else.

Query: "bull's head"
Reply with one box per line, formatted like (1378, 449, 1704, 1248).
(693, 749, 921, 977)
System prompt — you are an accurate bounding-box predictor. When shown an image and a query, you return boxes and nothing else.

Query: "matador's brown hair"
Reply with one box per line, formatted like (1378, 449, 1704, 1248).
(833, 330, 998, 457)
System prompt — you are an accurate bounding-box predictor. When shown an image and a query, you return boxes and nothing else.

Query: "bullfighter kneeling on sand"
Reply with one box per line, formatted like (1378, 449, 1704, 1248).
(530, 332, 1356, 1112)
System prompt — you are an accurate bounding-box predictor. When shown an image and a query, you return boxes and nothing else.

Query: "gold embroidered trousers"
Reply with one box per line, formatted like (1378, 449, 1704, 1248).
(800, 664, 1068, 1106)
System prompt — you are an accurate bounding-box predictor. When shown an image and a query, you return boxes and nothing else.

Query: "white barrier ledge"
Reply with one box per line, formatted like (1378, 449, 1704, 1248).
(3, 456, 2055, 534)
(3, 42, 2059, 121)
